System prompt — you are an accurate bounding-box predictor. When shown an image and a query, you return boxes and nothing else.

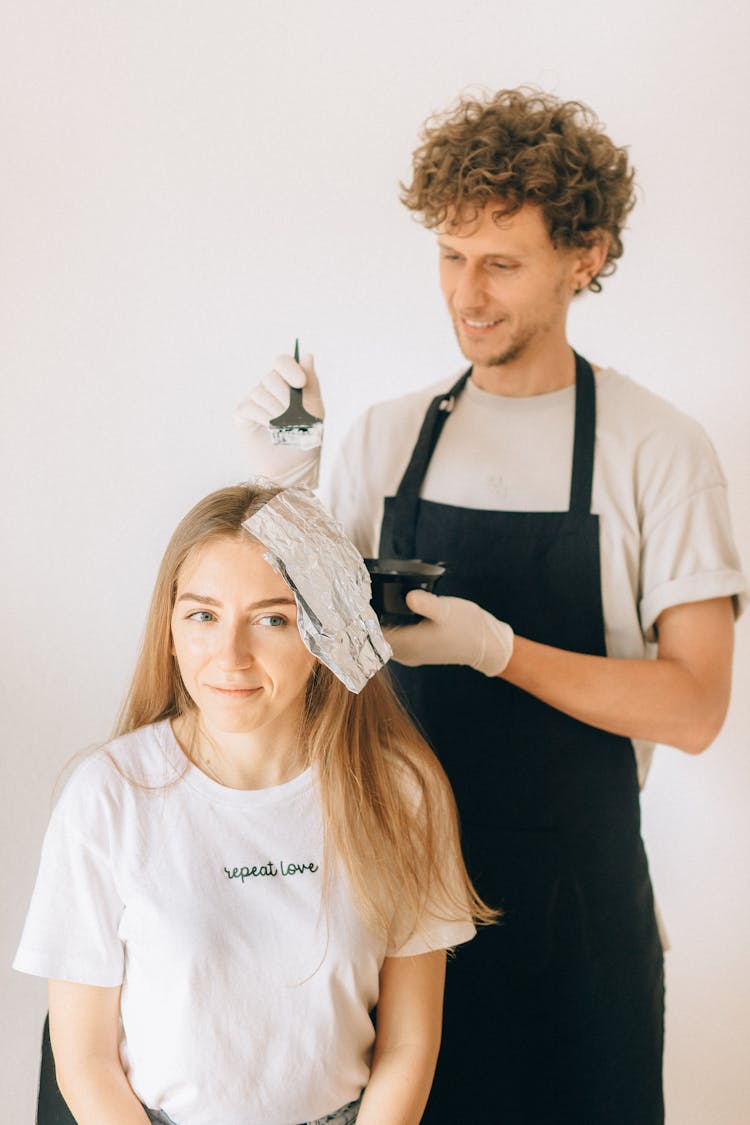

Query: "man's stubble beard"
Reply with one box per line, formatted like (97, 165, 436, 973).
(452, 322, 535, 368)
(451, 280, 567, 369)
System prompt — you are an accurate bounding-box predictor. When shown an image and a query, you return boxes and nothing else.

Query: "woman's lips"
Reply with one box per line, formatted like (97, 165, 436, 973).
(207, 685, 261, 698)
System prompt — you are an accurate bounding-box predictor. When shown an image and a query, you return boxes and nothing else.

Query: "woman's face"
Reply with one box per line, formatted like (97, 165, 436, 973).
(170, 534, 315, 740)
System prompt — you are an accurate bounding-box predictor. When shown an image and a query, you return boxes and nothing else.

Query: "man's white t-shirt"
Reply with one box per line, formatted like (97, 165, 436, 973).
(14, 720, 474, 1125)
(329, 367, 746, 784)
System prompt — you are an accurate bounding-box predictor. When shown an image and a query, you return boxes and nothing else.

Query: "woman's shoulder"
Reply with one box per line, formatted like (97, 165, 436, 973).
(54, 720, 180, 819)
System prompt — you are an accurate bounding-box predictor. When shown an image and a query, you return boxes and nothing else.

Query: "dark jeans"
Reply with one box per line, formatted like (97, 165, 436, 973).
(144, 1097, 361, 1123)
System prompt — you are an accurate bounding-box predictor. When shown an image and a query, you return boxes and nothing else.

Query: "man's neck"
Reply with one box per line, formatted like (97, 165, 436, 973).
(470, 340, 577, 397)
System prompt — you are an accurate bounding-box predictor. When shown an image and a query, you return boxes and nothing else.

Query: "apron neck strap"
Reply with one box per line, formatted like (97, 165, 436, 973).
(394, 368, 472, 503)
(569, 352, 596, 514)
(387, 368, 471, 558)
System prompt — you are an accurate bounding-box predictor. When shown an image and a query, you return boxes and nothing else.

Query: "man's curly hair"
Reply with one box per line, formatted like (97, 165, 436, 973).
(400, 88, 636, 293)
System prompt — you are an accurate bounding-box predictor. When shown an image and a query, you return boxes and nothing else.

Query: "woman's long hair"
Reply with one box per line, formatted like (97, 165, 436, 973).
(116, 483, 496, 941)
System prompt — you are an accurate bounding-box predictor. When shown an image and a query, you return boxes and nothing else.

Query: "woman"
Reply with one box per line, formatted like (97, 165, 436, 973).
(15, 483, 492, 1125)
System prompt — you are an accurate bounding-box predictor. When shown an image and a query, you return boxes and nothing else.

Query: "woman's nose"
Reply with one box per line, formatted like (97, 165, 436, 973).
(215, 626, 254, 669)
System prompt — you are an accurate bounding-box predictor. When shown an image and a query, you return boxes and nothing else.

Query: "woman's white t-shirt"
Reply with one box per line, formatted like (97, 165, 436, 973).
(14, 720, 474, 1125)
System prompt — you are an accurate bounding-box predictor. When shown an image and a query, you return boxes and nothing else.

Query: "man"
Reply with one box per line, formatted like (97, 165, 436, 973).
(236, 89, 745, 1124)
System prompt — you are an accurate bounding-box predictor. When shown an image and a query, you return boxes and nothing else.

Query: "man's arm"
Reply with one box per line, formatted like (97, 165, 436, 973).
(388, 592, 735, 755)
(502, 597, 734, 754)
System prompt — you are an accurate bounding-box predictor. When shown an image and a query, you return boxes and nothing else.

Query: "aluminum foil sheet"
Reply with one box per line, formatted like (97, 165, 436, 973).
(243, 487, 391, 693)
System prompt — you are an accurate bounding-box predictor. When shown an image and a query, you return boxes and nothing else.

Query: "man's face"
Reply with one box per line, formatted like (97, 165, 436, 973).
(438, 201, 589, 378)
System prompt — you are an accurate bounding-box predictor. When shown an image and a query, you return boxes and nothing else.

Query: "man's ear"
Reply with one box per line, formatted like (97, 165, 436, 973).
(571, 232, 610, 292)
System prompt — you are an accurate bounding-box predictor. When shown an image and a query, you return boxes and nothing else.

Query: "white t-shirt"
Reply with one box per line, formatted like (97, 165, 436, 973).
(328, 367, 746, 785)
(14, 720, 474, 1125)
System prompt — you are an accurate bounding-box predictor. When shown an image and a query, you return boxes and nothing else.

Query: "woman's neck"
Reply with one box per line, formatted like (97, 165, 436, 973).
(172, 710, 308, 790)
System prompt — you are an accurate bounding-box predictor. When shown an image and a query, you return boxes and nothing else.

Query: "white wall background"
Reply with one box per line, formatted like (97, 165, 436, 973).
(2, 1, 748, 1121)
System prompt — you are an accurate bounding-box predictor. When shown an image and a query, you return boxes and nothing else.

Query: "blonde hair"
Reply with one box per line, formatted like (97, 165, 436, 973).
(116, 483, 495, 942)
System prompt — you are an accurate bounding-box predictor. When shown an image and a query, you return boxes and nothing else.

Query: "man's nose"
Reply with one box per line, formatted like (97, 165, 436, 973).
(454, 262, 487, 310)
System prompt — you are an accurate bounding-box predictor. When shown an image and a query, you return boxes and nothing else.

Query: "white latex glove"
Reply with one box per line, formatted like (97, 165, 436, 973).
(234, 352, 325, 487)
(384, 590, 514, 677)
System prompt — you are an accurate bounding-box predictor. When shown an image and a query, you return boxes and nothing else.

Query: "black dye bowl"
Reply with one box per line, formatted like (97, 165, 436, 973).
(364, 558, 446, 625)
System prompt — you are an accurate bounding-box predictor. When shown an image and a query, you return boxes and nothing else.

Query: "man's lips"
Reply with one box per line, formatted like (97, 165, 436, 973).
(458, 315, 503, 336)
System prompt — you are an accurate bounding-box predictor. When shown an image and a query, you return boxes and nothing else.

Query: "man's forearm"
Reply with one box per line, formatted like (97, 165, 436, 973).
(502, 603, 734, 754)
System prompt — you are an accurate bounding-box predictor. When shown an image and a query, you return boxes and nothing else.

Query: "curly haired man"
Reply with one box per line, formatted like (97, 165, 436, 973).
(238, 88, 745, 1125)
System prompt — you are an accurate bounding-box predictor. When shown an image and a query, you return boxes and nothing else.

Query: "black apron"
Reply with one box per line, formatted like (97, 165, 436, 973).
(379, 354, 664, 1125)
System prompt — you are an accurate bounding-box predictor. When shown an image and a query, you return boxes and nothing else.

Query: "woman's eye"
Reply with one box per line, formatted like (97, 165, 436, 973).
(257, 614, 287, 628)
(187, 610, 215, 623)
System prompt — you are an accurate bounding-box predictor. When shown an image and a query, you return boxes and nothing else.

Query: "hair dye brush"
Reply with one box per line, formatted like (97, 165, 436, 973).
(268, 338, 323, 447)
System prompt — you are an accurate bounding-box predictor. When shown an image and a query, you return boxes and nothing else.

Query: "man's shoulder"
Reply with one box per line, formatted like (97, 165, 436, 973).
(360, 367, 705, 429)
(366, 373, 460, 418)
(595, 368, 728, 506)
(596, 367, 713, 447)
(344, 372, 463, 440)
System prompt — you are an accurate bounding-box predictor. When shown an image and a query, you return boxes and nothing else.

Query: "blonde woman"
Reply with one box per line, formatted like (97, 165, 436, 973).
(15, 483, 492, 1125)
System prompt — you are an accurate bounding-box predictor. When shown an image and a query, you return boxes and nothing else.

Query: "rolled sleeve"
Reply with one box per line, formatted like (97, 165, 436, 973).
(639, 484, 746, 639)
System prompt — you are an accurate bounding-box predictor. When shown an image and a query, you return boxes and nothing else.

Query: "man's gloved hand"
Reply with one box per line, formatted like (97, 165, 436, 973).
(384, 590, 514, 677)
(234, 352, 325, 487)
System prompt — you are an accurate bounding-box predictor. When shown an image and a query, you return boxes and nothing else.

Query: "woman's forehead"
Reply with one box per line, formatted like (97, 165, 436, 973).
(176, 534, 287, 596)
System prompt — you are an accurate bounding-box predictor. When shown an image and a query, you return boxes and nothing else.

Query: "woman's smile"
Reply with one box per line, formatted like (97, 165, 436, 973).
(170, 535, 316, 759)
(206, 684, 262, 699)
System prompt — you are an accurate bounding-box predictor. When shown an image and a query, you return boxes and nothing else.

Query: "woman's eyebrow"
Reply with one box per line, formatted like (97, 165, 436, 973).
(175, 593, 296, 609)
(247, 596, 297, 609)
